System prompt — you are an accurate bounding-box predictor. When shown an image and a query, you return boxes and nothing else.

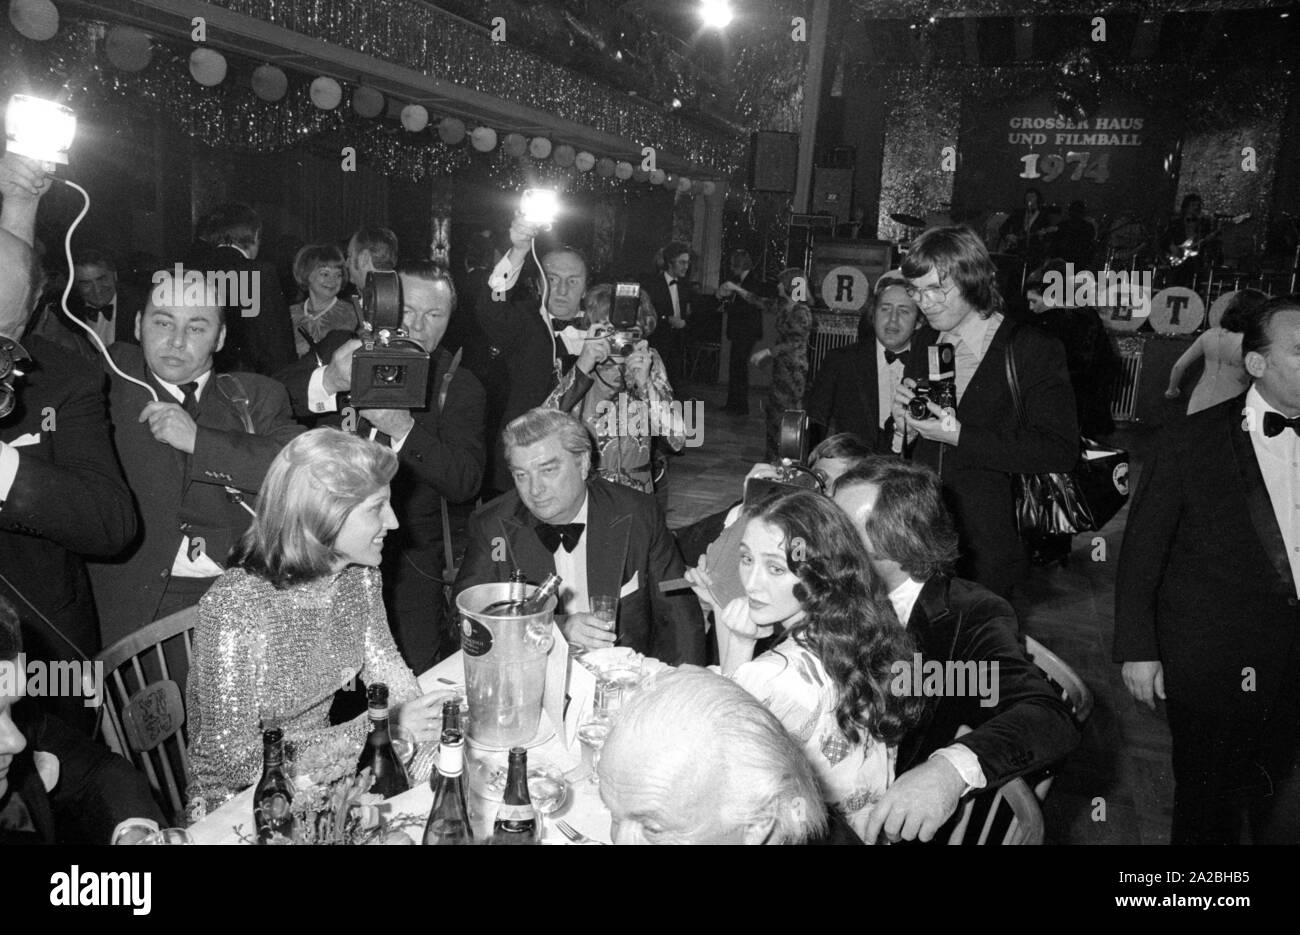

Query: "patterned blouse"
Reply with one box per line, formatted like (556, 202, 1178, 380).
(290, 297, 362, 357)
(732, 639, 894, 840)
(185, 565, 419, 814)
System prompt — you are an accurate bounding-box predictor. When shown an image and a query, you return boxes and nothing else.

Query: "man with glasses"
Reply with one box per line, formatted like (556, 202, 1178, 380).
(892, 227, 1078, 597)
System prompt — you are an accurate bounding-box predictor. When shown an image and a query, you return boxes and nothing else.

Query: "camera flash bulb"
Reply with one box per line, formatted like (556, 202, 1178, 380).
(5, 95, 77, 167)
(520, 188, 559, 227)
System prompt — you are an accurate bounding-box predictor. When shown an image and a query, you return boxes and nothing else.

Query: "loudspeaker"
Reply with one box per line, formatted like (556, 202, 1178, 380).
(812, 167, 853, 223)
(750, 131, 799, 192)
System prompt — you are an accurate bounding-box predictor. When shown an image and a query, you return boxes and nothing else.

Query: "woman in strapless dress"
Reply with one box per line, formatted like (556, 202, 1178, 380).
(1165, 289, 1270, 414)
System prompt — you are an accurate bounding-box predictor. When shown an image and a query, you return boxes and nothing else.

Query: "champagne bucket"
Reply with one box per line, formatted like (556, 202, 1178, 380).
(456, 583, 555, 749)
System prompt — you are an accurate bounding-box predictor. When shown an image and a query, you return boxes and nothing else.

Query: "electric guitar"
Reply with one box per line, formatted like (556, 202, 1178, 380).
(1166, 213, 1251, 267)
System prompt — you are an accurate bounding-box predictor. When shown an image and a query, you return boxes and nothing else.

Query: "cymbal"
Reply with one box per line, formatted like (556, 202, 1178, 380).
(890, 212, 927, 228)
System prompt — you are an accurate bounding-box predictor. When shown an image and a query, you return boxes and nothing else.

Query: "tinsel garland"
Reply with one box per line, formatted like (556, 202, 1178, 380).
(849, 0, 1292, 17)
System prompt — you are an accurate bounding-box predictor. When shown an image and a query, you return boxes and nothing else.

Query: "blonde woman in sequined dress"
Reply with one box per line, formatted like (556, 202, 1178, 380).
(185, 429, 452, 814)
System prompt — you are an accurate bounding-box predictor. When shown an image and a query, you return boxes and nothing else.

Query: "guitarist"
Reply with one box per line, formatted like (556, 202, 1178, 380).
(998, 188, 1057, 269)
(1160, 193, 1215, 287)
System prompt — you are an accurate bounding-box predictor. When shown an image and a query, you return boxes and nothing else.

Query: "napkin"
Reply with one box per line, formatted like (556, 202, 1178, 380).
(542, 623, 567, 745)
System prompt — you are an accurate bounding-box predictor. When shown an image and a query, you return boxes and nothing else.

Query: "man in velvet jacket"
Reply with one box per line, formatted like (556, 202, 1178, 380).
(87, 272, 303, 648)
(834, 458, 1079, 844)
(894, 227, 1078, 598)
(455, 408, 705, 666)
(1115, 297, 1300, 845)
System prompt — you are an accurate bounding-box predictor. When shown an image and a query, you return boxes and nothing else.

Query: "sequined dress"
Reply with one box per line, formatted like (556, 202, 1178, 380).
(185, 565, 420, 813)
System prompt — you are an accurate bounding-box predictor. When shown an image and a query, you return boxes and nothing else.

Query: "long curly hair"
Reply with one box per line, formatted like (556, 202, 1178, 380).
(742, 488, 928, 746)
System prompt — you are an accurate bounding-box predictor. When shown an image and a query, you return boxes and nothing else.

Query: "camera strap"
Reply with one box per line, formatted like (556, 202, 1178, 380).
(438, 349, 462, 590)
(214, 374, 258, 518)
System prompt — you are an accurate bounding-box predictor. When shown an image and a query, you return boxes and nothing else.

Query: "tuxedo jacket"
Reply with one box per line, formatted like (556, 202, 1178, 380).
(454, 478, 707, 665)
(0, 701, 164, 844)
(906, 321, 1078, 595)
(896, 575, 1080, 787)
(25, 283, 146, 362)
(87, 344, 304, 646)
(278, 330, 486, 548)
(641, 273, 699, 341)
(0, 336, 136, 659)
(203, 245, 296, 377)
(1114, 394, 1300, 731)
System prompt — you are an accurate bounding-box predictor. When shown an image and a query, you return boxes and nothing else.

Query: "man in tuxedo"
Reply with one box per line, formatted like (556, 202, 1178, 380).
(0, 154, 135, 692)
(480, 216, 603, 492)
(833, 458, 1079, 843)
(279, 262, 486, 671)
(716, 249, 770, 415)
(808, 274, 924, 453)
(455, 408, 705, 664)
(28, 248, 143, 361)
(1, 597, 164, 843)
(1116, 296, 1300, 845)
(194, 203, 295, 376)
(894, 227, 1078, 598)
(345, 225, 399, 295)
(86, 269, 303, 647)
(641, 241, 695, 389)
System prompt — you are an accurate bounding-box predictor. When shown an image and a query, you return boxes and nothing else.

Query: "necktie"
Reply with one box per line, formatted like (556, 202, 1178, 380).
(180, 381, 200, 419)
(884, 348, 909, 365)
(536, 522, 585, 554)
(84, 304, 113, 323)
(1263, 411, 1300, 438)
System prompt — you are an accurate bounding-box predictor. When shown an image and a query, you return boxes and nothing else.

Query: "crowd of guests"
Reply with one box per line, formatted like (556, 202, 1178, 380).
(4, 145, 1297, 846)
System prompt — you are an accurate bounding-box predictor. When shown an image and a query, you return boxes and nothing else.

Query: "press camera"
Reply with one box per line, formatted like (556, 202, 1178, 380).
(0, 337, 29, 421)
(349, 270, 430, 410)
(743, 410, 824, 505)
(608, 282, 645, 357)
(908, 344, 957, 420)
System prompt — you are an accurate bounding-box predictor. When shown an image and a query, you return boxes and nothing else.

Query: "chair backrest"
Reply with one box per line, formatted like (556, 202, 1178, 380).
(93, 606, 198, 824)
(1023, 635, 1094, 801)
(944, 723, 1045, 844)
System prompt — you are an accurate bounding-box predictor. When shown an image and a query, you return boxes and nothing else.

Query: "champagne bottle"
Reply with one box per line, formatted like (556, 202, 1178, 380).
(482, 572, 563, 616)
(253, 727, 295, 845)
(356, 682, 410, 798)
(441, 699, 462, 735)
(422, 729, 473, 845)
(519, 572, 562, 614)
(491, 746, 538, 844)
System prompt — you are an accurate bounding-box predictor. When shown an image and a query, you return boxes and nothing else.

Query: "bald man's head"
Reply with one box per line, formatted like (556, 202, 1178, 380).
(0, 231, 37, 340)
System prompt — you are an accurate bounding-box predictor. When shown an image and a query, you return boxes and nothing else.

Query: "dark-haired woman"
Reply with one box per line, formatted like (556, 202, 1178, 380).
(686, 488, 923, 838)
(1165, 288, 1269, 414)
(185, 429, 452, 814)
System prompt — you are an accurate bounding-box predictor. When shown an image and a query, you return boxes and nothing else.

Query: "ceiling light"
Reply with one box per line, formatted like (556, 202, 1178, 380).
(700, 0, 733, 30)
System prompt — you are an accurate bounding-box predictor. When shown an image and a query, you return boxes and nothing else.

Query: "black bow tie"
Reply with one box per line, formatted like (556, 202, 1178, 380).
(536, 522, 585, 553)
(884, 348, 909, 365)
(84, 303, 113, 322)
(551, 317, 581, 333)
(1263, 411, 1300, 438)
(668, 279, 678, 288)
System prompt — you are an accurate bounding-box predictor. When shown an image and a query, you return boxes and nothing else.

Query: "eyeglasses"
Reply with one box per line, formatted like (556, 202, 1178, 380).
(904, 281, 956, 305)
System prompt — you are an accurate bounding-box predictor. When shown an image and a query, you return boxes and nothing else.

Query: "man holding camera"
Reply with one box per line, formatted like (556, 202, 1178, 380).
(0, 154, 135, 705)
(86, 270, 303, 647)
(480, 210, 606, 493)
(278, 262, 485, 671)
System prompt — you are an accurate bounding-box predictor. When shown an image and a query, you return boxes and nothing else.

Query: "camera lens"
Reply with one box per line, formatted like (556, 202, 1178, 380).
(373, 365, 404, 385)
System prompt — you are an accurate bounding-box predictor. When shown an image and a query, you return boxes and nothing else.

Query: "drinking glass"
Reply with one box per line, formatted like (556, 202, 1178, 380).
(110, 819, 160, 845)
(589, 595, 618, 634)
(143, 828, 194, 845)
(577, 680, 623, 786)
(527, 761, 569, 843)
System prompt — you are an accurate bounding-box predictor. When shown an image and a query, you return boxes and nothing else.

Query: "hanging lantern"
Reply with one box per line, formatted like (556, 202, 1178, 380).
(401, 104, 429, 132)
(552, 144, 576, 167)
(251, 64, 288, 101)
(529, 136, 553, 159)
(503, 133, 528, 157)
(596, 158, 616, 178)
(189, 48, 228, 87)
(105, 26, 152, 72)
(575, 151, 596, 172)
(649, 168, 666, 185)
(438, 117, 467, 144)
(8, 0, 58, 41)
(614, 161, 633, 180)
(677, 177, 692, 193)
(310, 76, 343, 110)
(470, 126, 497, 152)
(632, 166, 649, 183)
(352, 86, 385, 118)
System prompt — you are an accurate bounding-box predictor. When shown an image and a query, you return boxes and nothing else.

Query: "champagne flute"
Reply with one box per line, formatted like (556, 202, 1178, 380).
(576, 680, 622, 786)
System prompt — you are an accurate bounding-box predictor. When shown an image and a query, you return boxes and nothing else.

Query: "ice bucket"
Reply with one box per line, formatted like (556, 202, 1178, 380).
(456, 582, 556, 749)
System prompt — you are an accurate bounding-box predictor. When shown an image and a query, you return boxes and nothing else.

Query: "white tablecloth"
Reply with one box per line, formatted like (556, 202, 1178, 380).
(187, 652, 612, 845)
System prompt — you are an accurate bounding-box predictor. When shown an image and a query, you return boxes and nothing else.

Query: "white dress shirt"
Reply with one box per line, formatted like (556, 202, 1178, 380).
(944, 311, 1003, 403)
(887, 576, 987, 791)
(876, 340, 907, 430)
(664, 271, 682, 322)
(89, 295, 117, 349)
(306, 366, 411, 452)
(1245, 385, 1300, 596)
(485, 252, 585, 357)
(551, 493, 591, 615)
(153, 371, 226, 578)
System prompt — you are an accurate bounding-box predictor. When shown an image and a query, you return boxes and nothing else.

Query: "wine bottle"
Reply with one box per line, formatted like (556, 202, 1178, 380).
(423, 729, 473, 845)
(518, 572, 562, 614)
(441, 699, 462, 735)
(356, 682, 410, 798)
(253, 727, 295, 845)
(482, 572, 563, 616)
(491, 746, 538, 844)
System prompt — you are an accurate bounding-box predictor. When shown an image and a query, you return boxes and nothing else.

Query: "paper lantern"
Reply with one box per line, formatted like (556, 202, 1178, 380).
(596, 158, 616, 178)
(529, 136, 552, 159)
(649, 168, 666, 185)
(310, 76, 343, 110)
(437, 116, 466, 144)
(470, 126, 497, 152)
(614, 161, 633, 180)
(400, 104, 429, 132)
(8, 0, 58, 41)
(251, 64, 288, 101)
(503, 133, 528, 157)
(632, 166, 649, 183)
(189, 48, 228, 87)
(105, 26, 152, 72)
(352, 86, 385, 118)
(552, 144, 576, 167)
(677, 177, 692, 193)
(701, 180, 717, 196)
(574, 151, 596, 172)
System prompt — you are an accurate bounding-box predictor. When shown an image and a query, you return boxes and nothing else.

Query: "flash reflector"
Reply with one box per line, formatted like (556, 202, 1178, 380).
(5, 95, 76, 166)
(520, 188, 559, 227)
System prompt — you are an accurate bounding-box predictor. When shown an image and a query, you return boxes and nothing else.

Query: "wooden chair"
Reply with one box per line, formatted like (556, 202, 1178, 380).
(685, 342, 721, 384)
(93, 607, 198, 824)
(946, 775, 1045, 845)
(1023, 635, 1094, 801)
